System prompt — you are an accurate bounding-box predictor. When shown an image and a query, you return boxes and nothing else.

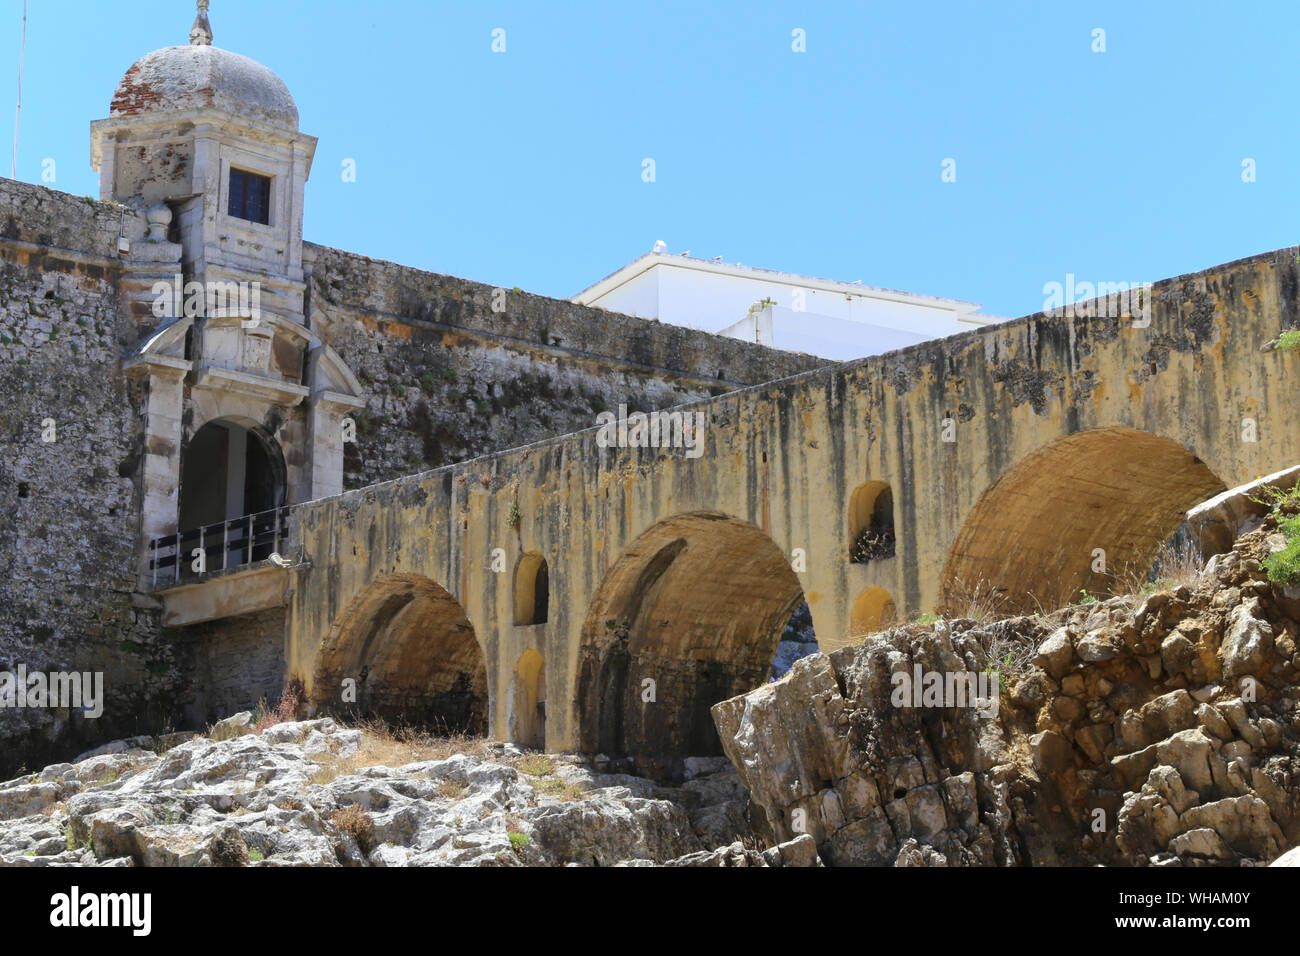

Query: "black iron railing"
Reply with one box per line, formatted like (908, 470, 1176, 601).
(148, 506, 292, 588)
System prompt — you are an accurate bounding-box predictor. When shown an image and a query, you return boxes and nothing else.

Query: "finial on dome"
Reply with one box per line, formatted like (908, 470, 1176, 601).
(190, 1, 213, 46)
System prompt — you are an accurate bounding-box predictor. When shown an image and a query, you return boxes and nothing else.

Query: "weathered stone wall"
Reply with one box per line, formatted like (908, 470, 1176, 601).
(0, 178, 822, 774)
(286, 246, 1300, 767)
(0, 181, 183, 773)
(175, 608, 287, 728)
(302, 243, 825, 490)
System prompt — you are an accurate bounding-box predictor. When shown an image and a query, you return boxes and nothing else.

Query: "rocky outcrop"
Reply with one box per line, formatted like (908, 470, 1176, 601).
(714, 519, 1300, 867)
(0, 717, 771, 867)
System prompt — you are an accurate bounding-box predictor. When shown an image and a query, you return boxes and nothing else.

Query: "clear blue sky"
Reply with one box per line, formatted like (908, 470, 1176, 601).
(3, 0, 1297, 318)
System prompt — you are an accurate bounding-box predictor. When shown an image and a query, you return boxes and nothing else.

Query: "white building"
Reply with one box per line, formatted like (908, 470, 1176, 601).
(574, 243, 1001, 361)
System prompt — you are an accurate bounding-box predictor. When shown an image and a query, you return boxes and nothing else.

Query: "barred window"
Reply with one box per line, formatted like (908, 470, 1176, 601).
(228, 168, 271, 225)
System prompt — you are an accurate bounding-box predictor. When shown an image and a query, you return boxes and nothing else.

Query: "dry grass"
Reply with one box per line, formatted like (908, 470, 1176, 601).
(330, 803, 376, 853)
(515, 754, 556, 777)
(253, 680, 305, 734)
(308, 716, 492, 786)
(939, 577, 1015, 624)
(533, 776, 587, 801)
(1116, 539, 1203, 602)
(436, 779, 467, 801)
(978, 628, 1040, 689)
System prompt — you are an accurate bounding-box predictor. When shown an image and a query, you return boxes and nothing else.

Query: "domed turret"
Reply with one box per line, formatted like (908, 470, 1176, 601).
(91, 0, 316, 279)
(110, 44, 299, 131)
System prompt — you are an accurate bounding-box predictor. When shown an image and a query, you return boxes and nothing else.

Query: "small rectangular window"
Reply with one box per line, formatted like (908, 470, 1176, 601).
(228, 168, 271, 225)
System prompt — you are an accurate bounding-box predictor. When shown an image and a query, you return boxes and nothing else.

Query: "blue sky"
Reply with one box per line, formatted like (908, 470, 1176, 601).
(2, 0, 1297, 318)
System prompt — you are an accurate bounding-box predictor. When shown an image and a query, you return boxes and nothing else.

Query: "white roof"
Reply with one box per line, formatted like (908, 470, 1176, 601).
(573, 250, 985, 315)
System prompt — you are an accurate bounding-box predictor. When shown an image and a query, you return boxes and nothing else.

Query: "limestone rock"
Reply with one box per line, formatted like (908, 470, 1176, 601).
(1034, 628, 1075, 679)
(761, 833, 823, 867)
(1270, 845, 1300, 866)
(1220, 600, 1274, 680)
(209, 712, 256, 742)
(0, 716, 754, 868)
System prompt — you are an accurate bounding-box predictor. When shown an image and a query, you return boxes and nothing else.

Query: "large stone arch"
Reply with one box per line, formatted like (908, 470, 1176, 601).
(310, 573, 488, 733)
(942, 427, 1227, 613)
(576, 511, 805, 778)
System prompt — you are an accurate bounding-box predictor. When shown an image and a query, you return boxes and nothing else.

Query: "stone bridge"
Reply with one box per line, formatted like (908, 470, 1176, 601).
(270, 247, 1299, 775)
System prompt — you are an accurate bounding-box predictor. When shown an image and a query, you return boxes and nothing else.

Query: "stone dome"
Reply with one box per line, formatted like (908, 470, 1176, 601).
(110, 44, 298, 131)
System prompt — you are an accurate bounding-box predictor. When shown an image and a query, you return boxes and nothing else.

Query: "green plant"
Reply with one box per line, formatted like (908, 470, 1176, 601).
(248, 847, 264, 862)
(508, 831, 530, 850)
(1077, 589, 1098, 605)
(1274, 329, 1300, 351)
(1265, 519, 1300, 583)
(507, 501, 521, 528)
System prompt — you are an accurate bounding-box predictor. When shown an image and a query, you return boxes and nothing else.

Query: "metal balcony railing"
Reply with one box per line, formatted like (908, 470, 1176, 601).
(147, 506, 292, 589)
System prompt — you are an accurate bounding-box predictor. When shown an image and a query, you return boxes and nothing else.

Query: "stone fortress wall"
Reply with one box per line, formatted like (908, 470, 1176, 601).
(0, 176, 822, 775)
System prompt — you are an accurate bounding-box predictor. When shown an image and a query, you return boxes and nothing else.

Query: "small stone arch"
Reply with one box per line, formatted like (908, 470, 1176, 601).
(511, 649, 547, 750)
(174, 417, 288, 574)
(514, 552, 549, 626)
(850, 586, 897, 636)
(848, 480, 896, 563)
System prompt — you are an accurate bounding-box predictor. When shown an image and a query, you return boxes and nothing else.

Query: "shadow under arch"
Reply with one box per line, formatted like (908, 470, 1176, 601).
(514, 552, 549, 625)
(848, 480, 895, 563)
(576, 511, 805, 778)
(311, 573, 488, 734)
(179, 416, 286, 530)
(941, 427, 1227, 614)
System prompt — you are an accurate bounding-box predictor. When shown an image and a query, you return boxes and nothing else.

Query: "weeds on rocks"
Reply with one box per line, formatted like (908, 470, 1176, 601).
(1260, 485, 1300, 584)
(253, 680, 306, 733)
(331, 804, 376, 854)
(308, 717, 491, 786)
